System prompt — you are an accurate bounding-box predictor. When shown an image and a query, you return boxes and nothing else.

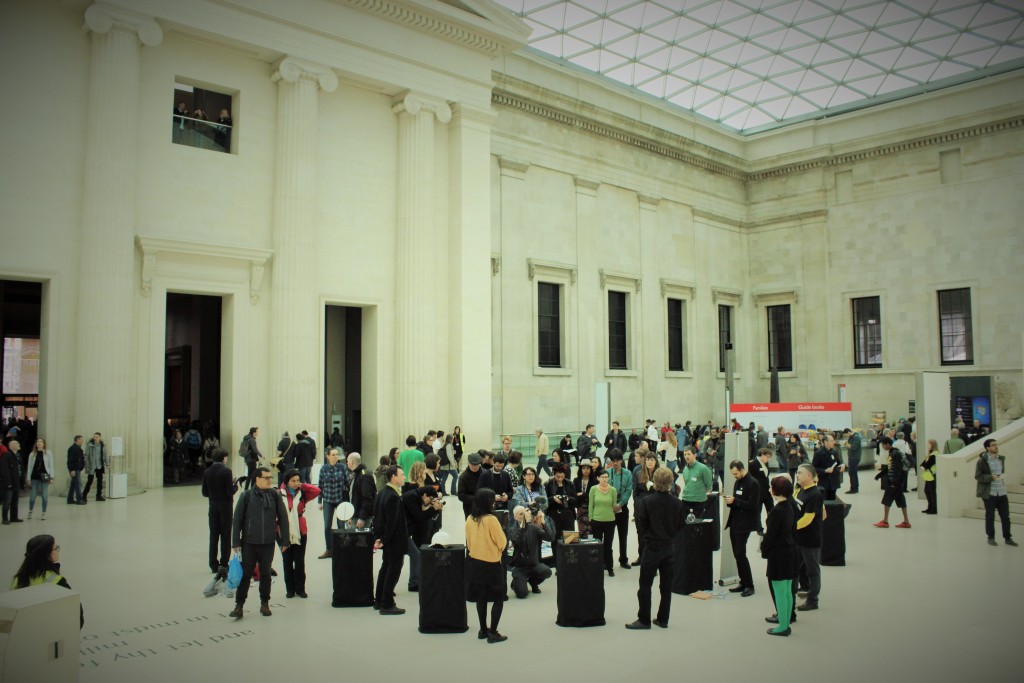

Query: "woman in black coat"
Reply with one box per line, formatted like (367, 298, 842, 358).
(761, 476, 798, 637)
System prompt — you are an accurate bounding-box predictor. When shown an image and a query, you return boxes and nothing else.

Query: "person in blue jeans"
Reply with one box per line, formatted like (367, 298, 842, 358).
(317, 448, 349, 559)
(66, 436, 86, 505)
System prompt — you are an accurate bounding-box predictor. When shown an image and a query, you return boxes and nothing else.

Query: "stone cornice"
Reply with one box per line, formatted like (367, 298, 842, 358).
(392, 91, 452, 123)
(136, 236, 273, 304)
(272, 56, 338, 93)
(337, 0, 529, 57)
(83, 3, 163, 46)
(493, 82, 1024, 184)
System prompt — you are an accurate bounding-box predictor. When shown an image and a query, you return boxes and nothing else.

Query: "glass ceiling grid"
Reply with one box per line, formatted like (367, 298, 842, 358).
(495, 0, 1024, 133)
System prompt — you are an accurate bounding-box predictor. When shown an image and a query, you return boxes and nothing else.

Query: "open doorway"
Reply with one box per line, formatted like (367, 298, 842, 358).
(0, 281, 42, 467)
(325, 305, 362, 454)
(164, 293, 222, 485)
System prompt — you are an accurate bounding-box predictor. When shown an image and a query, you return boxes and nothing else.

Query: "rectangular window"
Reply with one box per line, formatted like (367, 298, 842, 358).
(608, 291, 628, 370)
(938, 288, 973, 365)
(767, 304, 793, 372)
(718, 304, 732, 373)
(172, 83, 233, 153)
(852, 296, 882, 368)
(667, 298, 684, 371)
(538, 282, 561, 368)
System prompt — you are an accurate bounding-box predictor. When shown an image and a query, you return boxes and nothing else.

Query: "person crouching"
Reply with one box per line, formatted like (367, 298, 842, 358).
(509, 504, 554, 599)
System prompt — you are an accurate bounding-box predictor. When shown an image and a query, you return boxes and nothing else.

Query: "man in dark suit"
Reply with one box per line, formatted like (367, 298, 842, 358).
(812, 434, 845, 501)
(604, 421, 628, 453)
(724, 460, 760, 597)
(843, 428, 861, 494)
(202, 448, 237, 574)
(372, 466, 408, 615)
(749, 447, 774, 532)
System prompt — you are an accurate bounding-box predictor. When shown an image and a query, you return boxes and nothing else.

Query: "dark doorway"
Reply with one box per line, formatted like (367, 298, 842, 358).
(164, 293, 222, 485)
(0, 280, 42, 443)
(324, 306, 362, 453)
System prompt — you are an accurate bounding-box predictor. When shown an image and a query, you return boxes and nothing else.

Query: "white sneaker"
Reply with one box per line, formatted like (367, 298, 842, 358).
(41, 512, 46, 520)
(27, 511, 32, 519)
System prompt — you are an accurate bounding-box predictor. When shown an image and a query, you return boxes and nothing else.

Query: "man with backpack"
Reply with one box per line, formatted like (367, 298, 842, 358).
(184, 425, 203, 475)
(873, 437, 911, 529)
(239, 427, 262, 490)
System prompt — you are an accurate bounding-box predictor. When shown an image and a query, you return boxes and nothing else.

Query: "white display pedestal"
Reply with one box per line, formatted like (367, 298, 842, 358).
(107, 472, 128, 499)
(0, 584, 80, 682)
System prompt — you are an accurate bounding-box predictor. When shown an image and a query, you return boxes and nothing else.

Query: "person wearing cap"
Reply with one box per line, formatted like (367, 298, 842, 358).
(458, 452, 485, 519)
(508, 504, 554, 598)
(317, 447, 350, 558)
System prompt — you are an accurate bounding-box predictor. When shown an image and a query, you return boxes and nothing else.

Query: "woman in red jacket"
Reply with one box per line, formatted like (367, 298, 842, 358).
(279, 468, 320, 598)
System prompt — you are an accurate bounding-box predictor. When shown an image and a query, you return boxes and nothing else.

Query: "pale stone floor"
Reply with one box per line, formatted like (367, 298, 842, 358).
(2, 479, 1022, 683)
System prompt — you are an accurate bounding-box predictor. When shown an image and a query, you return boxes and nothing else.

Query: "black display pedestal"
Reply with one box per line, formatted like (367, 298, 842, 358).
(331, 529, 374, 607)
(707, 492, 721, 552)
(555, 541, 605, 627)
(822, 499, 849, 566)
(671, 520, 714, 595)
(419, 545, 468, 633)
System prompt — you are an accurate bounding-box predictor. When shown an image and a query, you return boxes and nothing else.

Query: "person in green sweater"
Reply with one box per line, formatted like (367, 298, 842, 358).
(397, 435, 424, 476)
(680, 446, 714, 519)
(589, 471, 618, 576)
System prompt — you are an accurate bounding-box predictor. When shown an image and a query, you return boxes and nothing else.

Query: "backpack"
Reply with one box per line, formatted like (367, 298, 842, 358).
(238, 437, 249, 461)
(185, 430, 201, 448)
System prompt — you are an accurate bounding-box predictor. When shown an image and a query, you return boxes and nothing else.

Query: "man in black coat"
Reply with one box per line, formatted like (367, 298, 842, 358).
(604, 421, 628, 453)
(626, 467, 683, 629)
(576, 424, 599, 467)
(66, 435, 86, 505)
(794, 464, 824, 611)
(202, 448, 237, 574)
(294, 431, 314, 485)
(811, 434, 845, 501)
(402, 485, 442, 592)
(347, 453, 376, 529)
(479, 452, 514, 509)
(724, 460, 761, 596)
(843, 428, 862, 494)
(749, 448, 774, 532)
(458, 453, 484, 518)
(372, 466, 408, 615)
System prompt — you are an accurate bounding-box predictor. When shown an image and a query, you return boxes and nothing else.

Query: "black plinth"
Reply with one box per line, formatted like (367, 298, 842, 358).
(555, 541, 605, 627)
(706, 493, 721, 552)
(331, 529, 375, 607)
(671, 520, 714, 595)
(419, 545, 469, 633)
(822, 499, 849, 566)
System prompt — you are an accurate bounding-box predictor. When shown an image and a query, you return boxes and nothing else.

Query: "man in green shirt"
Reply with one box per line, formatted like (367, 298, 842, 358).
(397, 435, 424, 476)
(680, 446, 713, 519)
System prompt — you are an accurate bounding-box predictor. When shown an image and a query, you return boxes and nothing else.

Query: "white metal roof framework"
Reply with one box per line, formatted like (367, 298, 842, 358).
(493, 0, 1024, 134)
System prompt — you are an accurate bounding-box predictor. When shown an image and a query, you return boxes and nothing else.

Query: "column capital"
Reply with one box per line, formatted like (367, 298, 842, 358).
(83, 3, 163, 46)
(272, 56, 338, 93)
(392, 91, 452, 124)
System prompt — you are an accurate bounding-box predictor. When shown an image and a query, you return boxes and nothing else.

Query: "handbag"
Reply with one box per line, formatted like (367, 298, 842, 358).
(39, 472, 51, 483)
(226, 552, 243, 590)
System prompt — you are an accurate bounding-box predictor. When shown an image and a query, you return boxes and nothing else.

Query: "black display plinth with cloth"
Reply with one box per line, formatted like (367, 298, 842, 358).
(418, 544, 468, 633)
(822, 499, 850, 567)
(671, 519, 714, 595)
(331, 529, 374, 607)
(555, 540, 605, 627)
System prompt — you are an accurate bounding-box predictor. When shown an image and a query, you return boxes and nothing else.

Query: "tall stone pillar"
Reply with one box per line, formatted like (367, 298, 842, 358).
(76, 5, 162, 480)
(268, 58, 337, 436)
(393, 92, 451, 441)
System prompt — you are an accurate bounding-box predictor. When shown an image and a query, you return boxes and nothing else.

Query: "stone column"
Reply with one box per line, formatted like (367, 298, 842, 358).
(448, 103, 496, 451)
(393, 92, 451, 441)
(268, 57, 337, 435)
(76, 5, 162, 482)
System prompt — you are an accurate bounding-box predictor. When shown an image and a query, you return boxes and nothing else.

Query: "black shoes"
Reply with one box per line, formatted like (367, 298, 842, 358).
(765, 614, 796, 624)
(379, 606, 406, 615)
(729, 585, 745, 593)
(477, 629, 489, 640)
(259, 602, 272, 616)
(844, 490, 858, 495)
(608, 569, 615, 577)
(531, 586, 541, 594)
(296, 591, 308, 599)
(625, 620, 651, 630)
(988, 538, 998, 546)
(1007, 539, 1019, 547)
(630, 558, 642, 566)
(487, 631, 507, 644)
(96, 496, 105, 502)
(286, 592, 295, 598)
(653, 619, 668, 629)
(796, 601, 818, 611)
(741, 587, 755, 597)
(767, 627, 791, 637)
(619, 561, 632, 569)
(408, 584, 419, 592)
(229, 605, 243, 619)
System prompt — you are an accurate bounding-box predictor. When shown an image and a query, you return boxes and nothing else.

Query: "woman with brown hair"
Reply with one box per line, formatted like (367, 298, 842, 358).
(630, 452, 661, 565)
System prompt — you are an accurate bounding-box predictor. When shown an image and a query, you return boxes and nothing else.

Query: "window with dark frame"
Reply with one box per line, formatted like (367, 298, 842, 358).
(537, 282, 561, 368)
(852, 296, 882, 368)
(718, 304, 732, 373)
(938, 288, 973, 365)
(667, 298, 684, 371)
(608, 290, 628, 370)
(172, 83, 233, 153)
(767, 304, 793, 372)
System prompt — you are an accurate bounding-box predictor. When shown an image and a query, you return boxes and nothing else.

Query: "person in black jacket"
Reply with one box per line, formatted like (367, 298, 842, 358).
(402, 485, 442, 592)
(230, 466, 289, 619)
(575, 425, 599, 467)
(1, 441, 23, 523)
(293, 432, 314, 485)
(479, 452, 514, 509)
(604, 421, 628, 453)
(202, 448, 237, 574)
(874, 437, 911, 529)
(458, 453, 485, 518)
(749, 448, 774, 532)
(725, 460, 760, 597)
(66, 436, 86, 505)
(811, 435, 845, 500)
(626, 467, 682, 629)
(508, 504, 554, 598)
(794, 464, 824, 611)
(543, 464, 577, 539)
(762, 475, 798, 636)
(347, 453, 375, 529)
(372, 466, 408, 615)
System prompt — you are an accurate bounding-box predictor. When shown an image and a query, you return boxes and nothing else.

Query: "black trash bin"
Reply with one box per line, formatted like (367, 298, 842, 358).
(822, 499, 849, 566)
(331, 528, 375, 607)
(419, 545, 469, 633)
(671, 519, 714, 595)
(555, 540, 605, 627)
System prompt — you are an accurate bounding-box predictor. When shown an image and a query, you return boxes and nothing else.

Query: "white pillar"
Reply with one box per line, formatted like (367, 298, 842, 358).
(76, 5, 162, 483)
(449, 103, 495, 451)
(392, 92, 451, 442)
(268, 57, 337, 436)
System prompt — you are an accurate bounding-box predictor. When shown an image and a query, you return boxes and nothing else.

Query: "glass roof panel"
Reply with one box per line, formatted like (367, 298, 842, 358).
(499, 0, 1024, 133)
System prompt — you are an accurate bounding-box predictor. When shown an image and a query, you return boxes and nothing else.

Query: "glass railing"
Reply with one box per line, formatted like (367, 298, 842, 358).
(172, 115, 231, 153)
(493, 426, 647, 467)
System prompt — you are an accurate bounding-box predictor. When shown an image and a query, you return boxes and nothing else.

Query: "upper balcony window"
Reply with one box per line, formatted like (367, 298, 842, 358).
(172, 83, 233, 154)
